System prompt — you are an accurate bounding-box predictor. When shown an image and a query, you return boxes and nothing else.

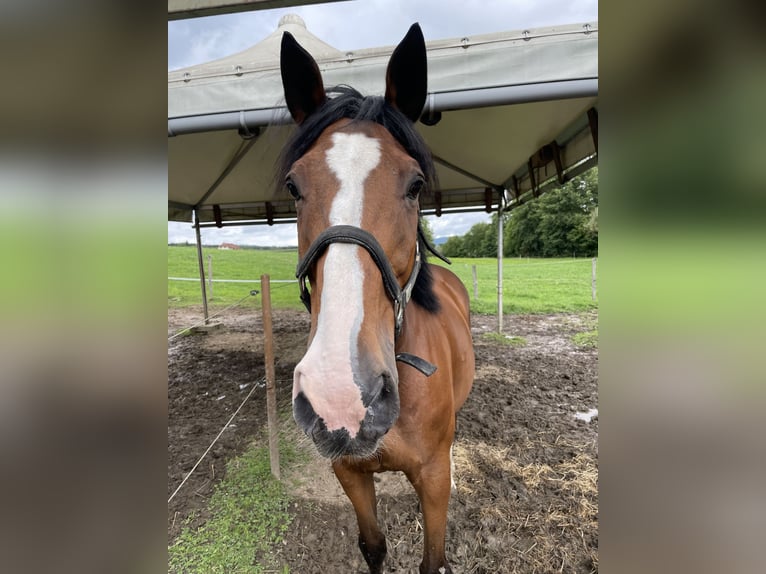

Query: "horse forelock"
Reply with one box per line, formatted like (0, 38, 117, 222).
(277, 85, 440, 314)
(276, 86, 435, 189)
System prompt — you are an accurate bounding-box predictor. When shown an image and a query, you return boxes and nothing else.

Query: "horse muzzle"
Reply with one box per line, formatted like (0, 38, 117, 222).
(293, 365, 400, 459)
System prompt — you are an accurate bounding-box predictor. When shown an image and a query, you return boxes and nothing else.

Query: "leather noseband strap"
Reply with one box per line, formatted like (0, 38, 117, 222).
(295, 224, 436, 377)
(296, 226, 402, 314)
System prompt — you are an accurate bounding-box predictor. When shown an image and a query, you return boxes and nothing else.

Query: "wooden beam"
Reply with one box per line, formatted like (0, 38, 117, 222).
(484, 188, 493, 213)
(587, 107, 599, 153)
(551, 140, 565, 185)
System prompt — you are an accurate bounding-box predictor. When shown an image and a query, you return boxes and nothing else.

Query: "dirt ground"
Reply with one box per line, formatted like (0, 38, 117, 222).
(168, 306, 598, 573)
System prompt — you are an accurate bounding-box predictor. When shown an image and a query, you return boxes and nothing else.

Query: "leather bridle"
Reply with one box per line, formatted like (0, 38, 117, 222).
(295, 224, 436, 377)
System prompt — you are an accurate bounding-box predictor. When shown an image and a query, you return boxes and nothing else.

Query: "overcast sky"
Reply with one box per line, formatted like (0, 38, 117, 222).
(168, 0, 597, 246)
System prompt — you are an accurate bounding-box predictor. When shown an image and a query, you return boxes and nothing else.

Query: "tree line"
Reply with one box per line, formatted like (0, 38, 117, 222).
(440, 167, 598, 258)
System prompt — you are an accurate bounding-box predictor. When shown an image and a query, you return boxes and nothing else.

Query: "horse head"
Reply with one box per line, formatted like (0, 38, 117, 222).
(279, 24, 432, 459)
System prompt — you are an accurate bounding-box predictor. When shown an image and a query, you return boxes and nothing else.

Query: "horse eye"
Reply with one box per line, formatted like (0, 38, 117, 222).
(407, 178, 424, 200)
(286, 180, 301, 200)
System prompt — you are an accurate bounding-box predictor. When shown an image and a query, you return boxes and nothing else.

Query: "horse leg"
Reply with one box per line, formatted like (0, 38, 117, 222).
(332, 461, 387, 574)
(408, 451, 454, 574)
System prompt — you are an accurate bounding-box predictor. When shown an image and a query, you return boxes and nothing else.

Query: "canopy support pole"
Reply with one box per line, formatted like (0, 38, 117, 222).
(497, 199, 504, 333)
(194, 210, 210, 324)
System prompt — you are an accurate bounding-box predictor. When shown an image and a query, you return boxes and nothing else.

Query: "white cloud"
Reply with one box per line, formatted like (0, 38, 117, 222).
(168, 221, 298, 247)
(168, 212, 493, 247)
(168, 0, 597, 69)
(425, 212, 492, 238)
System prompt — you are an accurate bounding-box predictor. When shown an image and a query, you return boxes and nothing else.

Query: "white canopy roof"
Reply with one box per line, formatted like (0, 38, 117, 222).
(168, 15, 598, 226)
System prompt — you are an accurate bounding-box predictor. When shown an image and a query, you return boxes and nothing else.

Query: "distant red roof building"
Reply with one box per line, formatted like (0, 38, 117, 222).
(218, 242, 240, 250)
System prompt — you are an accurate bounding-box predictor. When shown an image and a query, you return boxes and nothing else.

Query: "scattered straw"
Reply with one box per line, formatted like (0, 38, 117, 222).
(451, 435, 598, 573)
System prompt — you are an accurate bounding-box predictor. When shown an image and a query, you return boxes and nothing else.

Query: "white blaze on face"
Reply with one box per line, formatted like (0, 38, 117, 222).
(293, 132, 381, 436)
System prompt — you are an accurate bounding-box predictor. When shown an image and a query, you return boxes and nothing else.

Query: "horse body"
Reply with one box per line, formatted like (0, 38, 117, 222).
(279, 23, 475, 574)
(333, 259, 474, 574)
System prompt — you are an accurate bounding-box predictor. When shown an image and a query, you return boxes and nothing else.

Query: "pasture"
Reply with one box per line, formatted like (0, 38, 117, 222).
(167, 244, 598, 315)
(168, 245, 598, 573)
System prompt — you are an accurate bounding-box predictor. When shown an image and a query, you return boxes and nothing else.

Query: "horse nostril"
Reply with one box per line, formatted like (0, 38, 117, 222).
(360, 370, 400, 441)
(293, 391, 317, 434)
(372, 371, 396, 401)
(380, 371, 395, 395)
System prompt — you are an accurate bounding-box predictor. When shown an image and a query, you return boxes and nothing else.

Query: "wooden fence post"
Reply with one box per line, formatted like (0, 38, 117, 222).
(472, 265, 478, 300)
(261, 274, 280, 480)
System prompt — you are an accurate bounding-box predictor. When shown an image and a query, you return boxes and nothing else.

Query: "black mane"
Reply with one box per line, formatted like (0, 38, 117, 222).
(277, 86, 440, 314)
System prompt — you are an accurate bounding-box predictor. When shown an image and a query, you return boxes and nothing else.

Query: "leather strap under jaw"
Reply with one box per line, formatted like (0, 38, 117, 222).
(418, 225, 451, 265)
(395, 352, 437, 377)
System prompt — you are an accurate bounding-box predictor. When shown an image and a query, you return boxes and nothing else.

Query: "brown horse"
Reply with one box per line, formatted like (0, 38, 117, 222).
(279, 23, 475, 574)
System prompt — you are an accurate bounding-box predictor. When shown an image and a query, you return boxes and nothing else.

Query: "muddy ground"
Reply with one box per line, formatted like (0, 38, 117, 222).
(168, 306, 598, 573)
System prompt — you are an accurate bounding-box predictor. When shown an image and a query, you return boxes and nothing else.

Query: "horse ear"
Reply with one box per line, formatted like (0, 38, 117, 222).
(385, 23, 427, 123)
(280, 32, 326, 124)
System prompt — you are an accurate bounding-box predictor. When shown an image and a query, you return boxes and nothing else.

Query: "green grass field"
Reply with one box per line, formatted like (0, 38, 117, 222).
(168, 245, 598, 315)
(168, 246, 304, 311)
(438, 257, 597, 314)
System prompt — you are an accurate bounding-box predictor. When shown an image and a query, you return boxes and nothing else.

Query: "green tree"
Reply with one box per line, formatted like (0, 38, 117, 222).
(440, 216, 501, 258)
(441, 167, 598, 259)
(441, 234, 465, 258)
(505, 166, 598, 257)
(504, 200, 544, 257)
(461, 221, 498, 257)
